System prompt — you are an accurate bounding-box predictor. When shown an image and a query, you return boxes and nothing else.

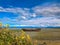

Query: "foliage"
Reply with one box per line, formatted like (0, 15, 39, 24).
(0, 22, 39, 45)
(0, 29, 39, 45)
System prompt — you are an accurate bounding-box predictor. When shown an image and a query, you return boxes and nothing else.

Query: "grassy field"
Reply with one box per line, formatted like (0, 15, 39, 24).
(11, 28, 60, 45)
(37, 40, 60, 45)
(0, 28, 60, 45)
(25, 28, 60, 45)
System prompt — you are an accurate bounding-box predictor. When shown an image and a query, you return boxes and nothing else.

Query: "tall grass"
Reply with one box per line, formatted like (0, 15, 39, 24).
(0, 28, 39, 45)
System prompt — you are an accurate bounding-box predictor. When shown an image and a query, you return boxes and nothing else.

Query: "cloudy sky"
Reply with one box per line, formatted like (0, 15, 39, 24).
(0, 0, 60, 28)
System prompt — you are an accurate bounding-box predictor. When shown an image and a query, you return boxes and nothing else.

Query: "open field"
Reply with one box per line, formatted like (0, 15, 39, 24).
(37, 40, 60, 45)
(0, 28, 60, 45)
(10, 28, 60, 45)
(25, 28, 60, 45)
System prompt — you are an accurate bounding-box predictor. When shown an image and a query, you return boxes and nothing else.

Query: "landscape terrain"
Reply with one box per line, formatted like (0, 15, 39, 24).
(0, 28, 60, 45)
(10, 28, 60, 45)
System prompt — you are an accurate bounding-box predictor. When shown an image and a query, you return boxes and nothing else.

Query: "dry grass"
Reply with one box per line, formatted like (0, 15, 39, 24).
(38, 40, 60, 45)
(26, 28, 60, 45)
(0, 28, 60, 45)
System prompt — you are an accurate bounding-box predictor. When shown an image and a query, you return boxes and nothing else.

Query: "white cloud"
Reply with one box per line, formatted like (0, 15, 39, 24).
(33, 3, 60, 17)
(32, 13, 37, 17)
(19, 17, 60, 27)
(21, 16, 27, 19)
(0, 3, 60, 17)
(0, 3, 60, 27)
(0, 3, 60, 18)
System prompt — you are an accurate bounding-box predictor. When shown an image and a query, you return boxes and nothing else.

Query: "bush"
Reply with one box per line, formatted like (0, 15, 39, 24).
(0, 29, 34, 45)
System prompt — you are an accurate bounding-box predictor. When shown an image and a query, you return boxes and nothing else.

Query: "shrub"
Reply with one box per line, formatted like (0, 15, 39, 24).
(0, 29, 35, 45)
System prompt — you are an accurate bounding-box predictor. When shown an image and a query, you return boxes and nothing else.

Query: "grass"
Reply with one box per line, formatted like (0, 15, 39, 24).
(32, 28, 60, 45)
(36, 28, 60, 40)
(10, 28, 60, 45)
(0, 28, 39, 45)
(0, 27, 60, 45)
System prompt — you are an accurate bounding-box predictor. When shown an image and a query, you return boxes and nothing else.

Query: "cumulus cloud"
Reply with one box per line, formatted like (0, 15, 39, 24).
(0, 3, 60, 27)
(0, 3, 60, 18)
(33, 3, 60, 17)
(0, 7, 34, 20)
(18, 17, 60, 27)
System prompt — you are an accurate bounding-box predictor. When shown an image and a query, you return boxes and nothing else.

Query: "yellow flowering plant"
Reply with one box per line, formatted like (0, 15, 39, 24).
(0, 23, 38, 45)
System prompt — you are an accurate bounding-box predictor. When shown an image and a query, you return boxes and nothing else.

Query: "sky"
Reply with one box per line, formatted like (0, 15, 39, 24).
(0, 0, 60, 28)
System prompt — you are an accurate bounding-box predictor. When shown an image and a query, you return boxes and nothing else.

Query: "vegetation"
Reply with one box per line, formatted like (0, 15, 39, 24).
(0, 30, 33, 45)
(0, 22, 60, 45)
(0, 22, 39, 45)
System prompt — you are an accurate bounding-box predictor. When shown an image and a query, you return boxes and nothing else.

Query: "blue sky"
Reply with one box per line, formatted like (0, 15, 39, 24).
(0, 0, 60, 28)
(0, 0, 59, 8)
